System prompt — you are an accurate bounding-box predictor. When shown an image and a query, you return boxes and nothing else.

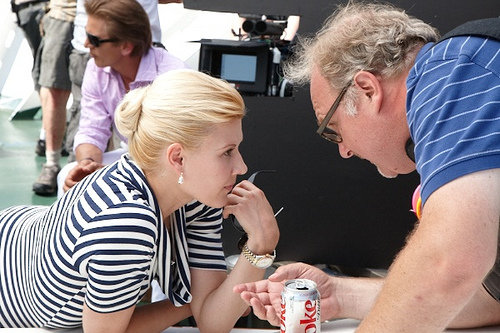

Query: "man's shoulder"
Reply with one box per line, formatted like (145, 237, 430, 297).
(152, 47, 189, 71)
(410, 36, 499, 84)
(423, 36, 499, 64)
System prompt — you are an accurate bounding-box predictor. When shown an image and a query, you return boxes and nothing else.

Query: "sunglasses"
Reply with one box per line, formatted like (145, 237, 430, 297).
(86, 32, 119, 47)
(316, 84, 350, 144)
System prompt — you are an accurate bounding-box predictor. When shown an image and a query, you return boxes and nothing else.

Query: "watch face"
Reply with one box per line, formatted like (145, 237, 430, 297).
(256, 257, 273, 268)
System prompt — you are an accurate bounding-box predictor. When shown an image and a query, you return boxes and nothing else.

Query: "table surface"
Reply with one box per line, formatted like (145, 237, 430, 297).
(3, 319, 500, 332)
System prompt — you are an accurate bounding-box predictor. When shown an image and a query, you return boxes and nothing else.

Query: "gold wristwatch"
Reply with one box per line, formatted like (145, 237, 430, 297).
(242, 243, 276, 269)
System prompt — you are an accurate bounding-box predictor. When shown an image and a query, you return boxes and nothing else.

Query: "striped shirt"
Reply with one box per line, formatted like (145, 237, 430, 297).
(406, 36, 500, 205)
(0, 155, 227, 328)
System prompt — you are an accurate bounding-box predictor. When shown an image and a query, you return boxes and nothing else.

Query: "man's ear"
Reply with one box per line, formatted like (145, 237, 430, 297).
(353, 71, 383, 111)
(120, 41, 134, 57)
(166, 143, 184, 173)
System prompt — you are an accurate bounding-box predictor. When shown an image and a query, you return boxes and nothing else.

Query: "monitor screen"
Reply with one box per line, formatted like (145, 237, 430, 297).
(220, 54, 257, 83)
(198, 39, 269, 94)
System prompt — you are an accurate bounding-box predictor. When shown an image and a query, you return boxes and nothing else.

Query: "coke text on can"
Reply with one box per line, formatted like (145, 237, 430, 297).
(280, 279, 320, 333)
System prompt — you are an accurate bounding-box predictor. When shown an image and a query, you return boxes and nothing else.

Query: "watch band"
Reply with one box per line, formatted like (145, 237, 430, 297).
(241, 243, 276, 269)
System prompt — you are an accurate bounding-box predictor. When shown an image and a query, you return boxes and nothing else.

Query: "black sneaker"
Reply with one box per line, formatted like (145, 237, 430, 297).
(35, 139, 45, 157)
(33, 164, 61, 196)
(34, 139, 69, 157)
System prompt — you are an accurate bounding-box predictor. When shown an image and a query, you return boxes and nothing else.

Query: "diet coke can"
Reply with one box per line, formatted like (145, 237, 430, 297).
(280, 279, 321, 333)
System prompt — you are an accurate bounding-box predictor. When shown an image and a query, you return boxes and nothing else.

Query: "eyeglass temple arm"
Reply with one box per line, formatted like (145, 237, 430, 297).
(316, 84, 349, 135)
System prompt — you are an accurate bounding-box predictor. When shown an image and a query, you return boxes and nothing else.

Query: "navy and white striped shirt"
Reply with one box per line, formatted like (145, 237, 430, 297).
(0, 155, 227, 328)
(407, 36, 500, 205)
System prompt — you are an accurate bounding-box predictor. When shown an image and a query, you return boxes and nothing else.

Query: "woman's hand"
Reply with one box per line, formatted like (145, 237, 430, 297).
(223, 180, 279, 254)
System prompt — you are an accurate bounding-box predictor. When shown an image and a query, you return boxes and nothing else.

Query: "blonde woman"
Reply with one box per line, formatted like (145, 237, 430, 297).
(0, 70, 279, 333)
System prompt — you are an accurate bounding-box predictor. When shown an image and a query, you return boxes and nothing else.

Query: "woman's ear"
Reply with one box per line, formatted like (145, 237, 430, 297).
(353, 70, 383, 112)
(166, 143, 184, 173)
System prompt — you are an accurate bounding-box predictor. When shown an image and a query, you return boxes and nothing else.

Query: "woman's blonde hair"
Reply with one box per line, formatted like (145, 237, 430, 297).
(284, 1, 439, 114)
(115, 70, 245, 172)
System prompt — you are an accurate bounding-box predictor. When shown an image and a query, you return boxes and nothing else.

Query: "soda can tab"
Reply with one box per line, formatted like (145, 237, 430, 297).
(280, 279, 321, 333)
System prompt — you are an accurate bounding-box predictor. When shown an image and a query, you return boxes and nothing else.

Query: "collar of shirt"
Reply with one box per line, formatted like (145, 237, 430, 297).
(101, 47, 157, 91)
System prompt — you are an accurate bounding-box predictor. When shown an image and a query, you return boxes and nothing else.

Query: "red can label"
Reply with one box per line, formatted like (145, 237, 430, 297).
(280, 279, 320, 332)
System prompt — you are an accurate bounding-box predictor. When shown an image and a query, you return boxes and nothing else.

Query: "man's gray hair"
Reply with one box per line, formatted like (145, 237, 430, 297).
(284, 1, 439, 113)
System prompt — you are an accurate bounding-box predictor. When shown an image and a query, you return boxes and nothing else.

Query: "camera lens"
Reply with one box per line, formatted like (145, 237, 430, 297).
(242, 20, 255, 33)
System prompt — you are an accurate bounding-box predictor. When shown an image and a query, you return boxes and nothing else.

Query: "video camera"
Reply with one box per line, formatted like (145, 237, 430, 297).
(198, 15, 295, 97)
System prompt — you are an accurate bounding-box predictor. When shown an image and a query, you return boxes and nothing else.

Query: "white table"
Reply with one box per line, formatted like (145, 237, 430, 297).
(3, 319, 500, 332)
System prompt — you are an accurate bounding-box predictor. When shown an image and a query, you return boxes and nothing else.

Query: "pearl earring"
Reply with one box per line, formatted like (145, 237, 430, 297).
(178, 172, 184, 184)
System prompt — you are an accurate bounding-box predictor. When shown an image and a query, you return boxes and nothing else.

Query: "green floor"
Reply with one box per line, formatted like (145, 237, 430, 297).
(0, 103, 66, 210)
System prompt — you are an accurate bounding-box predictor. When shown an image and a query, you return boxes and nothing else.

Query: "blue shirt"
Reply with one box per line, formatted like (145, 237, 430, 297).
(406, 36, 500, 205)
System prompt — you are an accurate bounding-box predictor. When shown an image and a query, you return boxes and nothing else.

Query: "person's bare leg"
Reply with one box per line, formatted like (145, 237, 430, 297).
(41, 86, 69, 160)
(33, 86, 70, 195)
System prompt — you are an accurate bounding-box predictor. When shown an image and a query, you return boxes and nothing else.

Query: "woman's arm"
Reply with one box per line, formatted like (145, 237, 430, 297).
(82, 299, 192, 333)
(78, 202, 193, 333)
(189, 258, 273, 333)
(189, 180, 279, 333)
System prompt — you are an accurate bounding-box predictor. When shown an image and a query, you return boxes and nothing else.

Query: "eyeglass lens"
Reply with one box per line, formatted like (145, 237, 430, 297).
(316, 84, 350, 144)
(86, 32, 117, 47)
(86, 33, 100, 47)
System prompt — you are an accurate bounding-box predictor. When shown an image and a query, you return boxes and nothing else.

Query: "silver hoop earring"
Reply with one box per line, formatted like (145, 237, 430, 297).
(178, 172, 184, 185)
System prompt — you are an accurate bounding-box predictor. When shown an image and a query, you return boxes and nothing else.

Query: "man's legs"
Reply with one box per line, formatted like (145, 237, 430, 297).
(65, 50, 90, 163)
(41, 86, 70, 163)
(33, 87, 70, 195)
(17, 2, 47, 155)
(16, 1, 47, 89)
(32, 15, 73, 195)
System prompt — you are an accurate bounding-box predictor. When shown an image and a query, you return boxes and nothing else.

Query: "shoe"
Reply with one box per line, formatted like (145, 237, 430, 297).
(35, 139, 45, 157)
(33, 164, 61, 196)
(34, 139, 69, 157)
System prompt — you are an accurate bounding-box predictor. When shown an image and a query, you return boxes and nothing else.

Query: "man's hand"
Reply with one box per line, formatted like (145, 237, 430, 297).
(233, 262, 338, 325)
(233, 275, 283, 326)
(63, 159, 104, 192)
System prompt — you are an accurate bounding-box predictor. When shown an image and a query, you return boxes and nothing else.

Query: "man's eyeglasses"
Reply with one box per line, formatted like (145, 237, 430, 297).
(316, 84, 350, 144)
(86, 32, 119, 47)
